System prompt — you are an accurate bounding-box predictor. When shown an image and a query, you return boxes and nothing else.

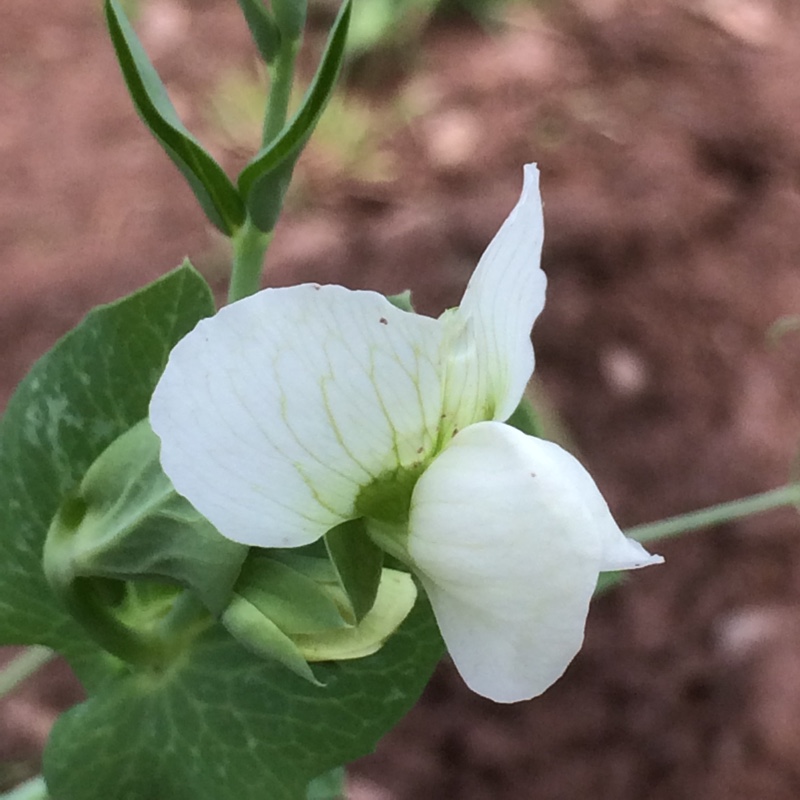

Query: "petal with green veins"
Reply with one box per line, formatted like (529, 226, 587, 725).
(150, 284, 445, 548)
(151, 166, 549, 550)
(441, 164, 546, 431)
(406, 421, 661, 703)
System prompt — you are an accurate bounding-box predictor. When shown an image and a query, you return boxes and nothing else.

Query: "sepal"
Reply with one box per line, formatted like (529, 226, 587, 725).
(324, 519, 383, 622)
(221, 550, 417, 683)
(221, 593, 322, 684)
(233, 552, 352, 633)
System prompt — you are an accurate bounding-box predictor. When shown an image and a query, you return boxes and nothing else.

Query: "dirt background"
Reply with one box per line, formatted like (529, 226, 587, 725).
(5, 0, 800, 797)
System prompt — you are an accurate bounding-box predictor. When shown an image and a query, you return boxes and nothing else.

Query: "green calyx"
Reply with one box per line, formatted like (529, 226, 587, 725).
(221, 549, 417, 684)
(41, 417, 420, 681)
(43, 419, 247, 670)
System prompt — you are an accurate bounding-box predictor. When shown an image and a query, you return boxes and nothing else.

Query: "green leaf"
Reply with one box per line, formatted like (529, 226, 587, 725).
(324, 520, 383, 623)
(0, 263, 215, 686)
(238, 0, 352, 231)
(105, 0, 246, 235)
(236, 0, 282, 64)
(43, 596, 442, 800)
(0, 256, 443, 797)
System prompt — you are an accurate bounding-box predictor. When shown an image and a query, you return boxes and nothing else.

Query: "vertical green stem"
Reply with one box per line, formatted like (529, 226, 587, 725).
(227, 36, 299, 304)
(263, 39, 300, 146)
(0, 647, 55, 700)
(228, 219, 273, 303)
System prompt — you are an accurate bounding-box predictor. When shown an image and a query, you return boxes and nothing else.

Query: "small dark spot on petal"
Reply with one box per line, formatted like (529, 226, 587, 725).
(313, 284, 321, 291)
(417, 446, 424, 454)
(379, 317, 388, 325)
(530, 472, 537, 478)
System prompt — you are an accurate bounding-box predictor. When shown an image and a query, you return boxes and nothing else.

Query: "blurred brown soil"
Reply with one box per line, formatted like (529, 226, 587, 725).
(5, 0, 800, 797)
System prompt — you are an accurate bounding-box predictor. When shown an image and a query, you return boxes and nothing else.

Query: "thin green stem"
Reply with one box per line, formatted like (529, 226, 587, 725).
(228, 219, 273, 303)
(626, 484, 800, 543)
(0, 777, 48, 800)
(263, 39, 300, 147)
(227, 33, 299, 303)
(0, 647, 55, 700)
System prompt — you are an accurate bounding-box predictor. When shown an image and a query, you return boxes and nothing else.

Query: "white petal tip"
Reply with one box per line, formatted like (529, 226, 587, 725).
(522, 163, 540, 194)
(602, 534, 664, 572)
(513, 164, 541, 221)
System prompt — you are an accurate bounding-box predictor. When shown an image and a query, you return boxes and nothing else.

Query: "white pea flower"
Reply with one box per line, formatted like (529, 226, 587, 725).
(150, 164, 662, 703)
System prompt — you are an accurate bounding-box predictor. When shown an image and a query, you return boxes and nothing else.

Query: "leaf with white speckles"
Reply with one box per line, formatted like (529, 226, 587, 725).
(0, 262, 443, 799)
(0, 262, 215, 683)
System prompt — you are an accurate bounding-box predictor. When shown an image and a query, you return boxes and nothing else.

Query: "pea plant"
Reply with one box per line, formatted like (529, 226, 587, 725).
(2, 2, 798, 798)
